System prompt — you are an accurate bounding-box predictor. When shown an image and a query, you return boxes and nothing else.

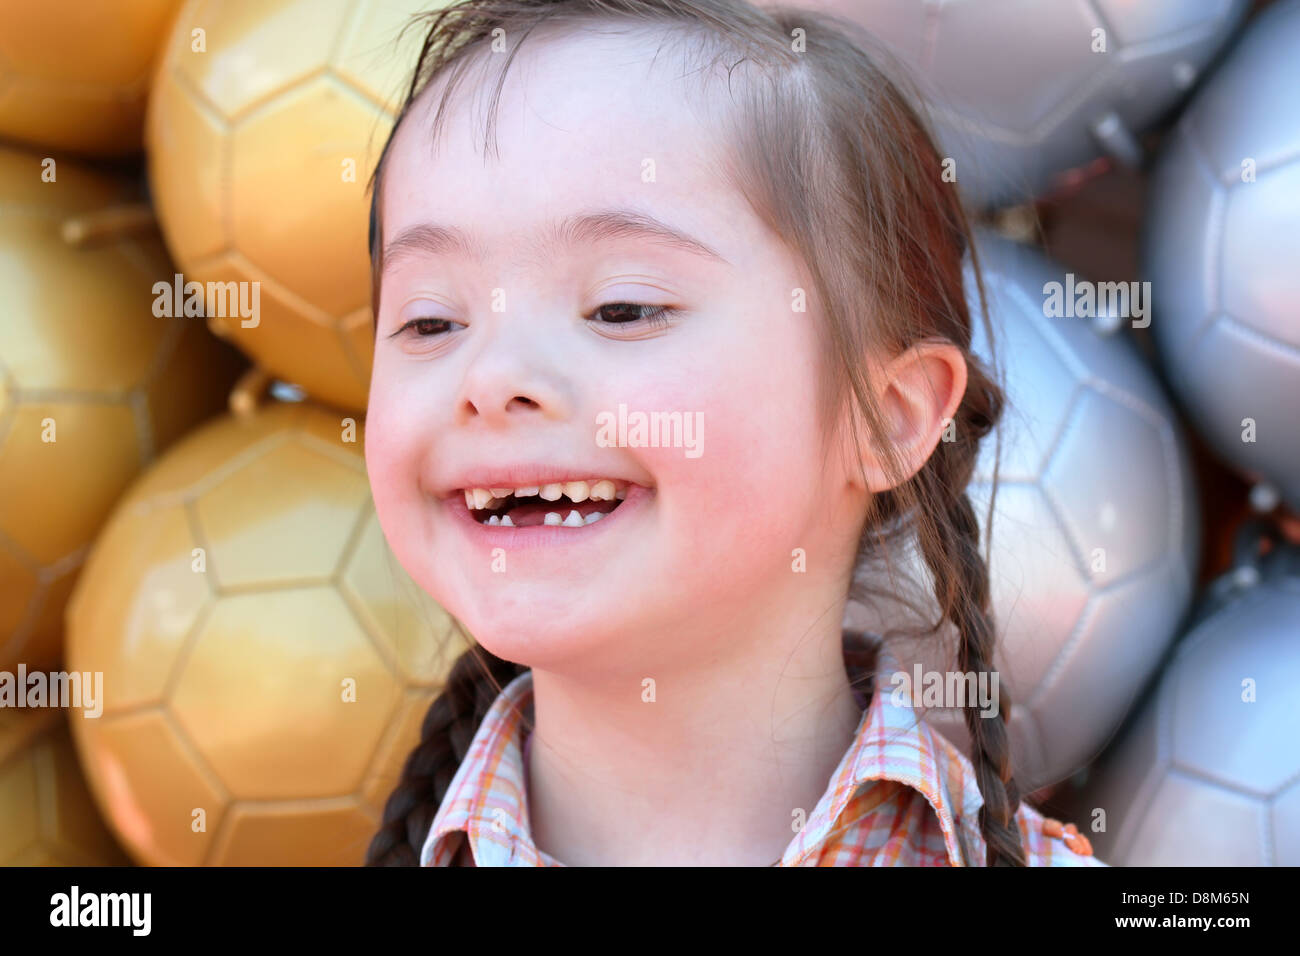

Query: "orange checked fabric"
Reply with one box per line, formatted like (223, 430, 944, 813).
(420, 643, 1108, 867)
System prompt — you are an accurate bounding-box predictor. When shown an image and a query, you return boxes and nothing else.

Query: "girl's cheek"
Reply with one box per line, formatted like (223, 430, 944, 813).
(364, 397, 424, 533)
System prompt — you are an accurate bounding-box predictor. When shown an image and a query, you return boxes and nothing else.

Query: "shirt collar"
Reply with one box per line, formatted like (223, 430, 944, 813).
(421, 643, 973, 866)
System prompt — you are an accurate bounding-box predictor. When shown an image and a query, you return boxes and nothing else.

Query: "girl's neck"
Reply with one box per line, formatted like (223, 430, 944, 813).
(520, 618, 868, 866)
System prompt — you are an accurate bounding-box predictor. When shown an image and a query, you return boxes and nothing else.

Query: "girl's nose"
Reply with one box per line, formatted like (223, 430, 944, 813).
(453, 321, 571, 427)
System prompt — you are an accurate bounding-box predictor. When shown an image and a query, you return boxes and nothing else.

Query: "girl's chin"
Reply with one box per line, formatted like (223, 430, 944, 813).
(453, 615, 614, 669)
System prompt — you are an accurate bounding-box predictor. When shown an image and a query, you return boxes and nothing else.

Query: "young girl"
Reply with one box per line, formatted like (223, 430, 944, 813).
(361, 0, 1107, 867)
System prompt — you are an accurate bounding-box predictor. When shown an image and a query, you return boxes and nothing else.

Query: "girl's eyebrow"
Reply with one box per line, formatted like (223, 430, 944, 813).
(381, 207, 731, 274)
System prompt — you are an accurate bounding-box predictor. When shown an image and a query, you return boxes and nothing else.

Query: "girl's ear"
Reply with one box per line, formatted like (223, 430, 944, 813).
(851, 341, 969, 494)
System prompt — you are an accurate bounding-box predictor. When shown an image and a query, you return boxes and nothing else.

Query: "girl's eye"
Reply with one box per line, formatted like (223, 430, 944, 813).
(392, 317, 459, 338)
(389, 305, 677, 340)
(587, 303, 678, 333)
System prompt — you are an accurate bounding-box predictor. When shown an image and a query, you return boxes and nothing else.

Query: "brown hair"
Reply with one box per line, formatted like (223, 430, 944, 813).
(364, 0, 1021, 866)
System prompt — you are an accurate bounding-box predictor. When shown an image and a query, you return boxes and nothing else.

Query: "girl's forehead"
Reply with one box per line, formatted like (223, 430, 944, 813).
(379, 30, 753, 263)
(389, 25, 738, 180)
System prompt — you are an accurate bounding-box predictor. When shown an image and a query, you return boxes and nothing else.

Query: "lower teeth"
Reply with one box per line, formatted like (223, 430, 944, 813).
(483, 509, 608, 527)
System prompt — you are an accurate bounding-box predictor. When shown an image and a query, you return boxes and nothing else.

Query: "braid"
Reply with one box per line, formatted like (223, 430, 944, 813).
(906, 361, 1027, 865)
(932, 489, 1026, 866)
(366, 644, 524, 866)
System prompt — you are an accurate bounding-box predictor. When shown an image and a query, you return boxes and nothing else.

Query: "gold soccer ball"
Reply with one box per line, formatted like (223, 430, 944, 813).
(145, 0, 440, 412)
(66, 400, 470, 865)
(0, 0, 180, 156)
(0, 708, 132, 865)
(0, 144, 242, 674)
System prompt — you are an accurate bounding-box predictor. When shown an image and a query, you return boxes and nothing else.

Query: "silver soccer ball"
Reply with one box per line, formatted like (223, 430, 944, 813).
(1143, 0, 1300, 513)
(773, 0, 1250, 208)
(846, 230, 1201, 792)
(1075, 520, 1300, 865)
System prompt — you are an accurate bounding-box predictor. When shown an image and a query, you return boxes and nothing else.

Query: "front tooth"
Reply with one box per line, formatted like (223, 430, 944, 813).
(499, 514, 514, 527)
(487, 515, 500, 525)
(539, 483, 564, 501)
(515, 485, 539, 497)
(489, 487, 512, 497)
(473, 488, 492, 509)
(543, 511, 563, 525)
(562, 509, 584, 527)
(589, 479, 615, 501)
(563, 481, 590, 502)
(464, 490, 475, 509)
(583, 511, 605, 524)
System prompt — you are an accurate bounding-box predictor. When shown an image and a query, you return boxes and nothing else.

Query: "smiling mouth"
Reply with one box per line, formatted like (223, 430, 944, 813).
(461, 479, 631, 527)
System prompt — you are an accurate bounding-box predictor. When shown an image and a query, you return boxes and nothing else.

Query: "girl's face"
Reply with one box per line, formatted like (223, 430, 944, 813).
(366, 29, 868, 673)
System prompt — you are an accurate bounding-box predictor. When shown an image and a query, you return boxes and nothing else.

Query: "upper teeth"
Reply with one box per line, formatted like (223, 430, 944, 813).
(463, 478, 626, 510)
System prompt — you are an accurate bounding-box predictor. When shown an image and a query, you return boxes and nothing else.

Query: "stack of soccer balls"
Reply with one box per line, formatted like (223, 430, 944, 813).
(0, 0, 1296, 865)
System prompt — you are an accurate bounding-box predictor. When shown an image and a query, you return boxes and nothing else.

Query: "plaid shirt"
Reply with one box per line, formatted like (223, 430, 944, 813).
(421, 645, 1109, 867)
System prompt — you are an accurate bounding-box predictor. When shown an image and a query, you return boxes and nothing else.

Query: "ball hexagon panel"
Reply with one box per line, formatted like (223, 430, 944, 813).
(216, 802, 382, 866)
(66, 503, 214, 713)
(227, 77, 383, 318)
(0, 404, 142, 566)
(170, 588, 401, 800)
(1126, 773, 1264, 866)
(1219, 162, 1300, 343)
(0, 709, 131, 866)
(1041, 388, 1177, 585)
(334, 0, 440, 108)
(0, 0, 179, 156)
(1168, 595, 1293, 795)
(928, 0, 1100, 135)
(1181, 2, 1300, 178)
(173, 0, 354, 122)
(973, 276, 1079, 482)
(79, 710, 227, 867)
(971, 480, 1093, 699)
(1141, 133, 1221, 374)
(192, 437, 370, 588)
(148, 74, 229, 265)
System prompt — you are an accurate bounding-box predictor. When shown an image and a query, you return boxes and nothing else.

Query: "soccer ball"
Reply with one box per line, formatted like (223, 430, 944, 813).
(846, 230, 1201, 792)
(66, 400, 471, 865)
(775, 0, 1250, 208)
(0, 0, 178, 156)
(1143, 0, 1300, 512)
(1076, 523, 1300, 865)
(0, 143, 242, 674)
(146, 0, 439, 411)
(0, 708, 131, 865)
